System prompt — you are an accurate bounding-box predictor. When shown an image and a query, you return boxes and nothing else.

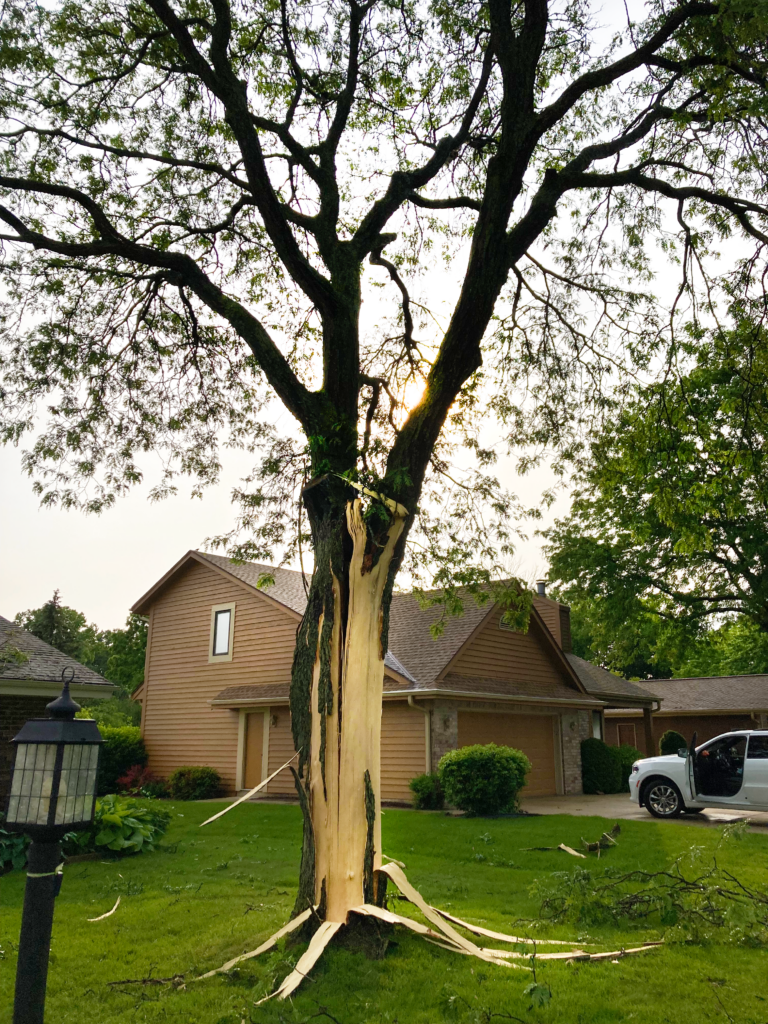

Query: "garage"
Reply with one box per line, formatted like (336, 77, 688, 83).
(457, 711, 559, 796)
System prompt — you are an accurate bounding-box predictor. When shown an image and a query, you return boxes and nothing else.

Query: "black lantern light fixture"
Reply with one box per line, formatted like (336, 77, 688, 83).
(5, 667, 103, 1024)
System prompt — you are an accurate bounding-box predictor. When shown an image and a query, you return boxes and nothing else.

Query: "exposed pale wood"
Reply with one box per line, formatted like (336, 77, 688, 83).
(457, 710, 558, 796)
(432, 908, 584, 946)
(315, 500, 405, 921)
(192, 907, 313, 980)
(87, 896, 120, 922)
(261, 920, 343, 1002)
(199, 754, 297, 827)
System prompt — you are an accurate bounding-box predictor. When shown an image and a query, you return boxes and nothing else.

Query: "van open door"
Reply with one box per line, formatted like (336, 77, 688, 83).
(687, 732, 699, 799)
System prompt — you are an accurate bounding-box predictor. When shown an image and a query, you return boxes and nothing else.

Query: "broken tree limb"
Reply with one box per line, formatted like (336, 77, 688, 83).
(87, 896, 121, 922)
(559, 844, 586, 858)
(192, 907, 314, 980)
(199, 754, 298, 827)
(521, 844, 586, 857)
(571, 943, 663, 962)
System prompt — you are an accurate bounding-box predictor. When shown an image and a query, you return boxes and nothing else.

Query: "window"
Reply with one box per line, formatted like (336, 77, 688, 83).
(748, 735, 768, 759)
(213, 610, 231, 655)
(209, 603, 235, 663)
(592, 711, 603, 740)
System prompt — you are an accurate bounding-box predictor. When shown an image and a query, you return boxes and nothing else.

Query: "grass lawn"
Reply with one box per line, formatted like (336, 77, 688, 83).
(2, 802, 767, 1024)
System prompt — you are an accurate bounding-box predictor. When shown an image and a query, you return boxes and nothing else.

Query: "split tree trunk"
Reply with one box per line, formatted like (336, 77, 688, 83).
(290, 480, 405, 925)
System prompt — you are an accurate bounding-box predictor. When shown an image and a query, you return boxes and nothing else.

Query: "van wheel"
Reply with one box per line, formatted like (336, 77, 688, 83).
(643, 780, 684, 819)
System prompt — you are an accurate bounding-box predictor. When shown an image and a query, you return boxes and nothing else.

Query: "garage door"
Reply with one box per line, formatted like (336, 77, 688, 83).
(457, 712, 558, 796)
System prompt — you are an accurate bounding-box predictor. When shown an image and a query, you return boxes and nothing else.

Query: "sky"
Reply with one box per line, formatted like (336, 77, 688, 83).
(0, 427, 570, 630)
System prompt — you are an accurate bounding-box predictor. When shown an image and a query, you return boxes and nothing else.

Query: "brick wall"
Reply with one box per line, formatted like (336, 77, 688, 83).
(0, 695, 51, 803)
(560, 709, 591, 795)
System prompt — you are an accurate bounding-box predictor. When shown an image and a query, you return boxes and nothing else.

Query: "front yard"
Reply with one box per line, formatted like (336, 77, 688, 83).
(1, 802, 767, 1023)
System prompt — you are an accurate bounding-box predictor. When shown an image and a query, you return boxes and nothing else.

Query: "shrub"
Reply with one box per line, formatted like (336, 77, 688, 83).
(167, 765, 222, 800)
(89, 794, 171, 853)
(117, 763, 162, 795)
(581, 738, 622, 794)
(438, 744, 531, 816)
(98, 726, 147, 795)
(141, 778, 171, 799)
(2, 797, 171, 871)
(616, 744, 643, 792)
(409, 772, 444, 810)
(659, 729, 688, 756)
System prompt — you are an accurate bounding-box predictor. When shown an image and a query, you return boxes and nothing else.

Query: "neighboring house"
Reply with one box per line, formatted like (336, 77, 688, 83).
(131, 551, 658, 802)
(606, 675, 768, 755)
(0, 615, 116, 802)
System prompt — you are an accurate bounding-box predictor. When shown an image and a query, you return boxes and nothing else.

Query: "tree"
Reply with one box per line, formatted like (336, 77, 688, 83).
(1, 0, 767, 989)
(546, 322, 768, 666)
(15, 590, 97, 661)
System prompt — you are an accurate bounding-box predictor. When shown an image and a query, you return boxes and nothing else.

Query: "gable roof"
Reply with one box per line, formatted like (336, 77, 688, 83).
(566, 654, 657, 706)
(0, 615, 114, 690)
(645, 675, 768, 714)
(131, 552, 606, 703)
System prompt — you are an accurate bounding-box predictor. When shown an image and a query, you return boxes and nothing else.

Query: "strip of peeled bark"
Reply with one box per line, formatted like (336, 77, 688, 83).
(291, 486, 405, 925)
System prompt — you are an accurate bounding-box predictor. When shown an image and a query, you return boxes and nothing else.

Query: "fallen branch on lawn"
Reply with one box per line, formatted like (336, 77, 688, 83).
(522, 843, 586, 858)
(87, 896, 120, 922)
(199, 754, 298, 827)
(582, 823, 621, 856)
(108, 974, 185, 988)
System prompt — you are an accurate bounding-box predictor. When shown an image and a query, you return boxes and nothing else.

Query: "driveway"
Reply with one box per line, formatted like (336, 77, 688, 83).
(520, 792, 768, 829)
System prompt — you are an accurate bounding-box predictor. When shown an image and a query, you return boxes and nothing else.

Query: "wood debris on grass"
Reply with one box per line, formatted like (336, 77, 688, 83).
(524, 824, 621, 859)
(87, 896, 120, 922)
(108, 974, 185, 989)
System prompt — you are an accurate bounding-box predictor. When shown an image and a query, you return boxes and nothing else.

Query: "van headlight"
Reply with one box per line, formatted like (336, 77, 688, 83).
(631, 763, 640, 773)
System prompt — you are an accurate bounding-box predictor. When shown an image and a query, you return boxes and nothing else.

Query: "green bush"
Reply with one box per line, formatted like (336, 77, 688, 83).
(1, 797, 171, 871)
(167, 765, 222, 800)
(409, 772, 444, 810)
(98, 726, 147, 795)
(581, 738, 622, 794)
(438, 744, 531, 816)
(659, 729, 688, 756)
(617, 744, 643, 792)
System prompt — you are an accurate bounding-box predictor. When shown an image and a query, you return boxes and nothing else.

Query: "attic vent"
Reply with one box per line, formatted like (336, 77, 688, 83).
(498, 617, 516, 632)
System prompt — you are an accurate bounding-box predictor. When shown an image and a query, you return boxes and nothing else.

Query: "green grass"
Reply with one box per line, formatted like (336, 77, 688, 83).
(2, 803, 767, 1024)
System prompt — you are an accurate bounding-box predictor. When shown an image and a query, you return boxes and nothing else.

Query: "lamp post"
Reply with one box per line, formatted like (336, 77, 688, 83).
(5, 668, 103, 1024)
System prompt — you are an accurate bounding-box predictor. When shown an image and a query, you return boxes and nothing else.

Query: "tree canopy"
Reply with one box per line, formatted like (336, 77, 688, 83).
(546, 321, 768, 643)
(0, 0, 767, 590)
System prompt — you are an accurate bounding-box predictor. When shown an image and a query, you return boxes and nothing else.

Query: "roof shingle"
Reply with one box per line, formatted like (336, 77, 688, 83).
(646, 675, 768, 713)
(0, 615, 114, 689)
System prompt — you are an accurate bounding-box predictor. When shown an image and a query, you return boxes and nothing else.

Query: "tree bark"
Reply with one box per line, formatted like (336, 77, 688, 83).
(290, 479, 405, 925)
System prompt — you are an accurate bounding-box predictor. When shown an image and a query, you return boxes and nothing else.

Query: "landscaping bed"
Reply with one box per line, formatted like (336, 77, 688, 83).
(1, 802, 766, 1023)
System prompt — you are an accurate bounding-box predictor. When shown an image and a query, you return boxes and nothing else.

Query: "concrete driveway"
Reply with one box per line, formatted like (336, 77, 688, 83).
(520, 792, 768, 829)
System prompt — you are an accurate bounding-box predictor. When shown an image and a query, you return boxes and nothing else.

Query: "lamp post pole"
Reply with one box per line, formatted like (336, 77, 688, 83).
(13, 839, 63, 1024)
(5, 668, 103, 1024)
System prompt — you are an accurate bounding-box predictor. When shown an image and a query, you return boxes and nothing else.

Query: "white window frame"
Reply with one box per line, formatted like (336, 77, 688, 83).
(209, 602, 236, 663)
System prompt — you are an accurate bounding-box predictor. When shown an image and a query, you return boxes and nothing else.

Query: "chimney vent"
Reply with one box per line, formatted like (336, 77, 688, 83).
(536, 579, 547, 597)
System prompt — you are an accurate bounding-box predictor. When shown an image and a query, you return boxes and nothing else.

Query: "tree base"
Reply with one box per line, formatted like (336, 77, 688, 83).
(335, 914, 393, 960)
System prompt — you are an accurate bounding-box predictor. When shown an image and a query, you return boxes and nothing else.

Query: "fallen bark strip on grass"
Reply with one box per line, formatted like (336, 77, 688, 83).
(199, 754, 298, 827)
(87, 896, 120, 922)
(256, 921, 344, 1004)
(431, 907, 585, 946)
(192, 907, 314, 980)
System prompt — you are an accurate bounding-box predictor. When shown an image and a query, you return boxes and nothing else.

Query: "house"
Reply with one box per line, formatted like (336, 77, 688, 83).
(130, 551, 657, 802)
(606, 674, 768, 755)
(0, 615, 116, 802)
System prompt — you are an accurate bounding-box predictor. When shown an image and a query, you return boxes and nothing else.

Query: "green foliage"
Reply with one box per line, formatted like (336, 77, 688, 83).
(547, 326, 768, 675)
(0, 814, 29, 873)
(98, 726, 147, 796)
(1, 797, 170, 871)
(659, 730, 688, 757)
(408, 772, 444, 811)
(15, 590, 94, 662)
(438, 744, 531, 816)
(77, 692, 141, 728)
(581, 738, 622, 795)
(91, 794, 171, 853)
(167, 766, 222, 801)
(616, 745, 643, 792)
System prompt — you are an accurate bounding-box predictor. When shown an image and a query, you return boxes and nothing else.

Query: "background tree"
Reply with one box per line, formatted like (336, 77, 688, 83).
(15, 590, 97, 662)
(1, 0, 768, 985)
(547, 320, 768, 677)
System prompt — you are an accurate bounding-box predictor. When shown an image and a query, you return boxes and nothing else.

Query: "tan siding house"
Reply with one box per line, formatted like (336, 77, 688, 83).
(132, 552, 652, 801)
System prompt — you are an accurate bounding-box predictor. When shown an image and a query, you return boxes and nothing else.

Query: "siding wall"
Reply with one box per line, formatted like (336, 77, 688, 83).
(451, 606, 579, 698)
(381, 702, 428, 801)
(142, 559, 298, 791)
(605, 713, 756, 756)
